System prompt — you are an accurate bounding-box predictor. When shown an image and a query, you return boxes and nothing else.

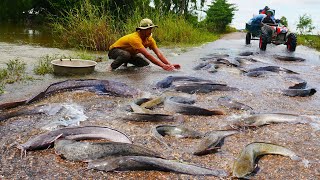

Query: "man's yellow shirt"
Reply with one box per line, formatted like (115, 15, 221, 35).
(109, 32, 158, 55)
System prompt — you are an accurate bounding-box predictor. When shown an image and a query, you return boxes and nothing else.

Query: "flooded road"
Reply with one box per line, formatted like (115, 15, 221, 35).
(0, 32, 319, 179)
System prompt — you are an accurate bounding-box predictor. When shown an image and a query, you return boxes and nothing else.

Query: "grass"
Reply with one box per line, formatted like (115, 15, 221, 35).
(51, 0, 118, 51)
(5, 58, 27, 83)
(0, 58, 31, 94)
(33, 55, 55, 75)
(298, 34, 320, 51)
(50, 0, 222, 51)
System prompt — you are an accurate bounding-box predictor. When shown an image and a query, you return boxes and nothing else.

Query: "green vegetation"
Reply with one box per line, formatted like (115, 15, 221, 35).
(123, 11, 220, 47)
(51, 0, 117, 51)
(280, 16, 288, 27)
(0, 58, 32, 94)
(295, 14, 319, 50)
(0, 0, 237, 50)
(50, 0, 224, 50)
(33, 55, 55, 75)
(298, 35, 320, 51)
(296, 14, 315, 35)
(205, 0, 237, 33)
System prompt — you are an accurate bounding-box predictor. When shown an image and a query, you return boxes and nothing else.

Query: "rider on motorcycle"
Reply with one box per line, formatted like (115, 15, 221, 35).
(262, 10, 276, 25)
(259, 6, 275, 21)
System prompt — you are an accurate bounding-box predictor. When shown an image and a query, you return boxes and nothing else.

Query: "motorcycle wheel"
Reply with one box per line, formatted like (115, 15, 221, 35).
(246, 32, 251, 45)
(286, 33, 297, 52)
(259, 33, 268, 51)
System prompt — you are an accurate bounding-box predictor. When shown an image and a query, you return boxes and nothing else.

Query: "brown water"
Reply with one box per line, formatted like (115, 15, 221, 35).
(0, 23, 55, 47)
(0, 32, 319, 179)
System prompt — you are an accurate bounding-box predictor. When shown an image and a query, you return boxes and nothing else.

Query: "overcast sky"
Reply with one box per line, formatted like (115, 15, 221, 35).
(198, 0, 320, 34)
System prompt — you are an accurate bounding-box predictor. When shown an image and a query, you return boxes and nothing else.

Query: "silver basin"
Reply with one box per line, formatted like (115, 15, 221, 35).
(51, 59, 97, 76)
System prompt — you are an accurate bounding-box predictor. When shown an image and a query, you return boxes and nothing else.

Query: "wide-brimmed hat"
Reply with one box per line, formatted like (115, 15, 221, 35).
(136, 18, 158, 31)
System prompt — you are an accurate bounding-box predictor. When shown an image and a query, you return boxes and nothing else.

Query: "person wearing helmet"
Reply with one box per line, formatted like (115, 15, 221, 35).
(108, 18, 180, 71)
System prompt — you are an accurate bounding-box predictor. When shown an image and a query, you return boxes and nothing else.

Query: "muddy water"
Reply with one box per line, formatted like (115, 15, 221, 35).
(0, 23, 54, 47)
(0, 32, 320, 179)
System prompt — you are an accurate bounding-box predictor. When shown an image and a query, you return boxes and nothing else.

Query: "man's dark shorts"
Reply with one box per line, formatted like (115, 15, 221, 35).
(108, 48, 149, 70)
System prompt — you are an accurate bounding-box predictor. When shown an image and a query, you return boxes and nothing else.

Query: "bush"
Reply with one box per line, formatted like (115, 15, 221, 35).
(5, 58, 27, 83)
(33, 55, 55, 75)
(298, 35, 320, 51)
(123, 10, 219, 46)
(51, 0, 118, 51)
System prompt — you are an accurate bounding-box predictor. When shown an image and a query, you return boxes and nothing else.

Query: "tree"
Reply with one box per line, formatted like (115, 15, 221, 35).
(296, 14, 315, 34)
(204, 0, 237, 32)
(152, 0, 205, 15)
(280, 16, 288, 27)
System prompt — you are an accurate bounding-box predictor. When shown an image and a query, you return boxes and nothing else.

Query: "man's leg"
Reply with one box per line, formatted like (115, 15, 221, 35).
(129, 54, 150, 67)
(108, 48, 131, 70)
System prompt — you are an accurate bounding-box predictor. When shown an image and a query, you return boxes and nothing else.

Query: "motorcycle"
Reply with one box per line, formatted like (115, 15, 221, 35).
(258, 21, 297, 51)
(245, 11, 297, 52)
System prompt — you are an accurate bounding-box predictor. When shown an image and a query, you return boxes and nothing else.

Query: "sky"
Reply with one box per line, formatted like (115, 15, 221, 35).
(198, 0, 320, 34)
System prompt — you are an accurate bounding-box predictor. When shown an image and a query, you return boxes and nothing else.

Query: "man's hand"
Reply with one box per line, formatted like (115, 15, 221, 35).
(172, 64, 181, 69)
(162, 64, 175, 71)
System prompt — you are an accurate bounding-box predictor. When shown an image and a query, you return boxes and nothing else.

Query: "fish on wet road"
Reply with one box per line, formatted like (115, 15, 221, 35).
(217, 96, 254, 113)
(172, 81, 238, 94)
(156, 76, 213, 89)
(18, 126, 132, 154)
(274, 55, 306, 62)
(282, 88, 317, 97)
(54, 139, 162, 161)
(232, 142, 300, 179)
(122, 112, 179, 122)
(153, 125, 203, 139)
(88, 156, 228, 177)
(247, 66, 299, 74)
(164, 97, 225, 116)
(193, 130, 238, 156)
(0, 79, 139, 110)
(233, 113, 305, 128)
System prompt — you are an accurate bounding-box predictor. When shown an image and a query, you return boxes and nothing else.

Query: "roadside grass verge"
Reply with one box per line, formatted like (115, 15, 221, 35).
(51, 0, 118, 51)
(298, 35, 320, 51)
(50, 0, 221, 51)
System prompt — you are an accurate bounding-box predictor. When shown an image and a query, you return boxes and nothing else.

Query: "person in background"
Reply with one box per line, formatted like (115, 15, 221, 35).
(261, 10, 276, 25)
(108, 18, 180, 71)
(247, 14, 266, 32)
(261, 10, 277, 42)
(259, 6, 270, 14)
(259, 6, 275, 21)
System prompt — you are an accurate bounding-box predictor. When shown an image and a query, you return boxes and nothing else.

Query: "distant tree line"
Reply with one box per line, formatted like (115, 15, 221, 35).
(0, 0, 237, 33)
(0, 0, 206, 23)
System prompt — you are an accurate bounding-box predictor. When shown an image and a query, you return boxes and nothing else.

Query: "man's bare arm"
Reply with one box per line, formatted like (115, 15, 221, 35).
(137, 47, 174, 71)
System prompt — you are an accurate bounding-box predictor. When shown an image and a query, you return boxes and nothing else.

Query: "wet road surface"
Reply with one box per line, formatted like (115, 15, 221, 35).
(0, 32, 319, 179)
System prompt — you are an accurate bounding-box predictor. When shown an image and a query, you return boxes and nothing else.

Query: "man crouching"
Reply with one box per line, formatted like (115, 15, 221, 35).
(108, 18, 180, 71)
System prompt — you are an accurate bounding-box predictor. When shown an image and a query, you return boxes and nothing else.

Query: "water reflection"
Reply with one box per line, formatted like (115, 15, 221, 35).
(0, 23, 54, 47)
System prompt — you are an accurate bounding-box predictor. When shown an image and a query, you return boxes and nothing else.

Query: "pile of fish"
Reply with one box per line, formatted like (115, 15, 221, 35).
(17, 125, 228, 177)
(1, 51, 316, 179)
(0, 79, 140, 110)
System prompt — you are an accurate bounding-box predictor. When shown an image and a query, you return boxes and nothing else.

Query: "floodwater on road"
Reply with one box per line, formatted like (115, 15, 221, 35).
(0, 32, 319, 179)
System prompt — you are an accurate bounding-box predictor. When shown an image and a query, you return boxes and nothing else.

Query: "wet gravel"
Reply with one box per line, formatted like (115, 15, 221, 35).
(1, 33, 320, 179)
